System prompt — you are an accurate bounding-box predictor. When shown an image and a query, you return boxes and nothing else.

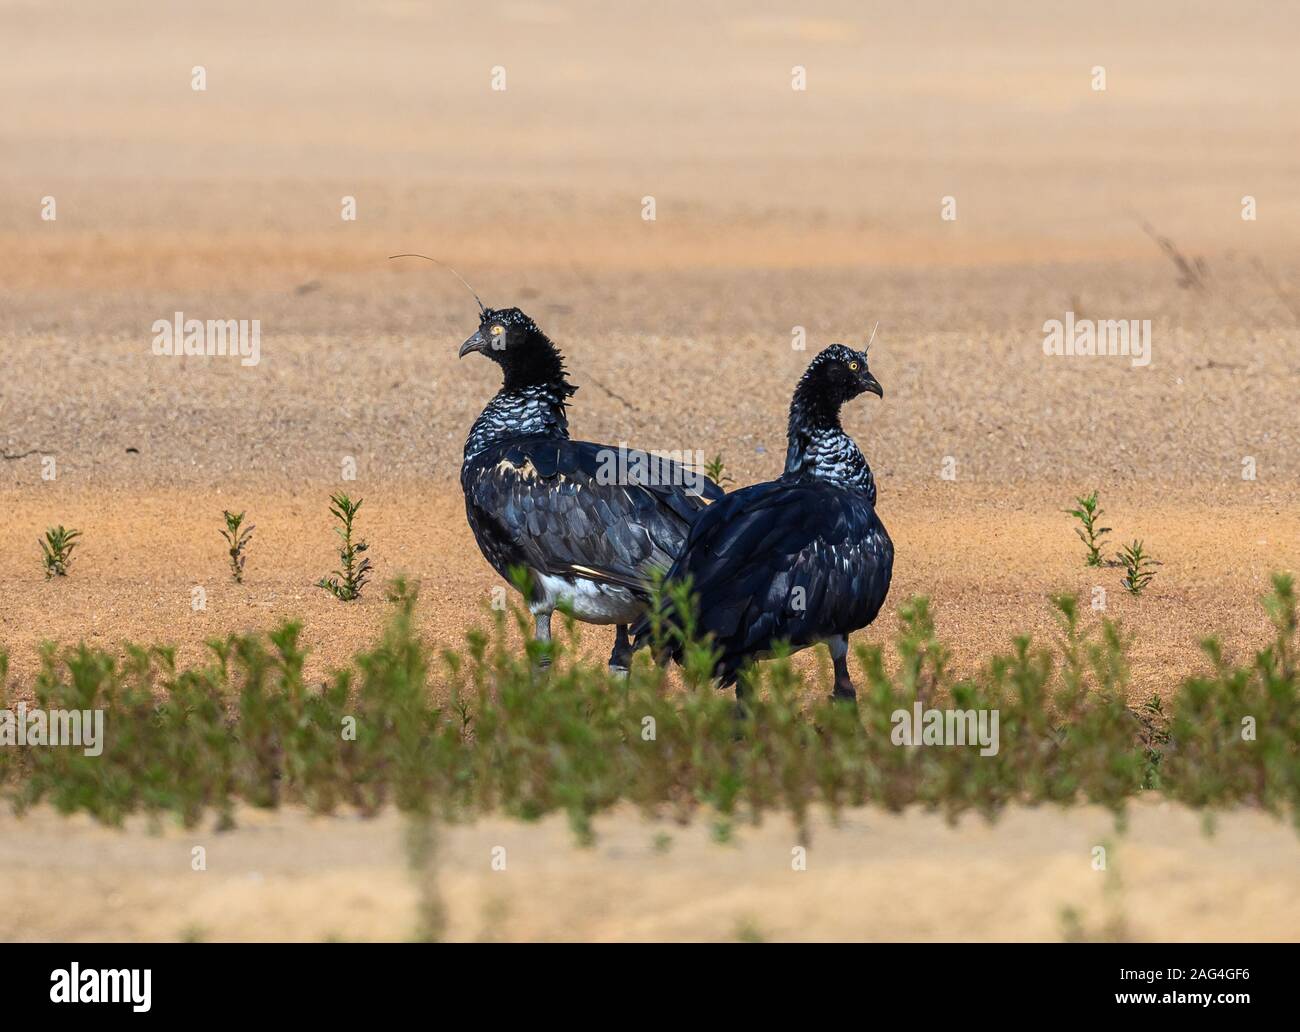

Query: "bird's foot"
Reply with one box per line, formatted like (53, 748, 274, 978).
(608, 637, 634, 674)
(608, 664, 629, 681)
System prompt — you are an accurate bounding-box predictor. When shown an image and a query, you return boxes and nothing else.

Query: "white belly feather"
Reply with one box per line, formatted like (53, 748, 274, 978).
(531, 572, 642, 624)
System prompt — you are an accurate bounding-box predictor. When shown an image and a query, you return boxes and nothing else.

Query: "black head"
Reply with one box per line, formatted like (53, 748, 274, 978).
(459, 307, 573, 394)
(790, 343, 883, 424)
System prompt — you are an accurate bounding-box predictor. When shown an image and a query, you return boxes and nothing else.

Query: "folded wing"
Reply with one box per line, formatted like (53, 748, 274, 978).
(462, 437, 724, 594)
(636, 480, 893, 681)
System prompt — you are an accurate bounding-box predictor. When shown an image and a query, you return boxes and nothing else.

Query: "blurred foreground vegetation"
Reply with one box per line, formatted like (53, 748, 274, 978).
(1, 575, 1295, 841)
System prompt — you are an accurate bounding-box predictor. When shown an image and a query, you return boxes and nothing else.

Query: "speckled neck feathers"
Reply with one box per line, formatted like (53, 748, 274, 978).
(784, 374, 875, 499)
(465, 383, 573, 460)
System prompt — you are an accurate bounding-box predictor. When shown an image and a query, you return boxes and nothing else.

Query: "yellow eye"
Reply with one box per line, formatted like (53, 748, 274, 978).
(490, 324, 504, 336)
(849, 361, 859, 371)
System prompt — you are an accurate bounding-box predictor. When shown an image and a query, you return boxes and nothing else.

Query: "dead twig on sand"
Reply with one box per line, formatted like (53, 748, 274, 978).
(585, 375, 641, 412)
(1139, 218, 1207, 292)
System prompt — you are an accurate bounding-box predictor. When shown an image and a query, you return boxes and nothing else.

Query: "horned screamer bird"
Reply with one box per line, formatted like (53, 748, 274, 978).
(458, 305, 725, 673)
(631, 343, 892, 702)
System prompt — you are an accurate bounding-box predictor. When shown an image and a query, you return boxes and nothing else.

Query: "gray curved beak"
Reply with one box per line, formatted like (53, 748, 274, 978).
(862, 372, 883, 398)
(459, 329, 488, 359)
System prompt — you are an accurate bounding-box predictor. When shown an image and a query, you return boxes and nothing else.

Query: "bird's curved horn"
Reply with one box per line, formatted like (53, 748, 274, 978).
(388, 254, 486, 314)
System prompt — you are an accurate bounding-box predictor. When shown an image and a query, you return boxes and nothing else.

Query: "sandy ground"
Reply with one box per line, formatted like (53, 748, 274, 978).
(1, 479, 1296, 702)
(1, 800, 1296, 942)
(0, 0, 1297, 940)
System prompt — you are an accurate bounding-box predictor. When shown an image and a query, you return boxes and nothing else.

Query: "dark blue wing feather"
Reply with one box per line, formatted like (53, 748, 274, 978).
(462, 437, 722, 597)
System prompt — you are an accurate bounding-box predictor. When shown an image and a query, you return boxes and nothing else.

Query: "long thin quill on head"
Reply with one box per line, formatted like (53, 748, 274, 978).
(865, 320, 879, 354)
(388, 253, 486, 314)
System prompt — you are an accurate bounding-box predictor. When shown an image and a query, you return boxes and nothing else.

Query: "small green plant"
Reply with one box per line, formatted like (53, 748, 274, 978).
(1065, 491, 1110, 567)
(219, 510, 254, 583)
(39, 526, 81, 578)
(1118, 540, 1157, 595)
(317, 493, 372, 601)
(704, 454, 734, 487)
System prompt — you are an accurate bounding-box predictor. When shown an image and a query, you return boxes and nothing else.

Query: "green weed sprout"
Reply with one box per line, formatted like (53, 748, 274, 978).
(1118, 540, 1158, 595)
(704, 454, 734, 488)
(39, 526, 81, 579)
(317, 493, 372, 601)
(220, 510, 254, 583)
(1065, 490, 1110, 567)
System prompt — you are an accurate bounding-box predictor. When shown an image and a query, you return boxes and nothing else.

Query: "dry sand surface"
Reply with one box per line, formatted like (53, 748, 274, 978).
(1, 800, 1296, 942)
(0, 0, 1297, 940)
(1, 479, 1297, 703)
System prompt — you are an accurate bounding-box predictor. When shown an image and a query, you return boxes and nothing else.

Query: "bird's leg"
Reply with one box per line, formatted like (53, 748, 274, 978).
(608, 624, 633, 678)
(730, 676, 752, 725)
(828, 635, 856, 702)
(533, 610, 554, 672)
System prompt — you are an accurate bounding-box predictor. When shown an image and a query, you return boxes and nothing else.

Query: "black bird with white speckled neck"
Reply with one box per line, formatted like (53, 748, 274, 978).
(631, 343, 893, 701)
(459, 306, 724, 673)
